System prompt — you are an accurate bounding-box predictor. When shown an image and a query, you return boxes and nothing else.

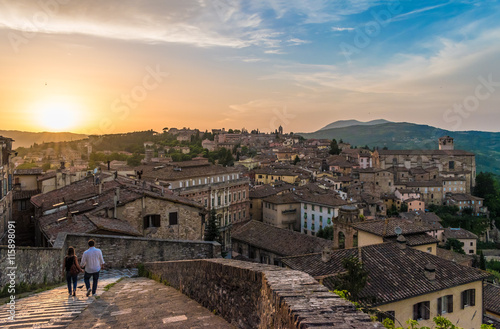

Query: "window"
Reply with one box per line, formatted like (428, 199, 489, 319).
(304, 204, 307, 210)
(469, 250, 474, 254)
(229, 193, 232, 202)
(461, 289, 475, 308)
(204, 199, 208, 207)
(18, 200, 27, 211)
(427, 247, 432, 253)
(437, 295, 453, 315)
(217, 196, 221, 206)
(328, 208, 331, 214)
(238, 192, 241, 200)
(320, 206, 323, 212)
(413, 301, 430, 320)
(243, 191, 246, 199)
(449, 161, 455, 170)
(312, 205, 315, 211)
(143, 214, 161, 228)
(169, 212, 178, 225)
(470, 242, 473, 246)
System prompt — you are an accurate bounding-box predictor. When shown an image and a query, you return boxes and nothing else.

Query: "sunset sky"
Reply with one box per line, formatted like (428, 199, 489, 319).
(1, 0, 499, 134)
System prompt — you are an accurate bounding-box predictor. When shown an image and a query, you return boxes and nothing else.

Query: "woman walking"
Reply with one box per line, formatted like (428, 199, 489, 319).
(63, 246, 83, 296)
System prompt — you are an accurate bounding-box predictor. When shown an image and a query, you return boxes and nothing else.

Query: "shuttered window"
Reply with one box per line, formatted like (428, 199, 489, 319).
(143, 214, 161, 228)
(413, 301, 430, 320)
(437, 295, 453, 315)
(461, 289, 475, 308)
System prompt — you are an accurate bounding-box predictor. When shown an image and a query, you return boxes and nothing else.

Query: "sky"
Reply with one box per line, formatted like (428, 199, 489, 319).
(0, 0, 499, 134)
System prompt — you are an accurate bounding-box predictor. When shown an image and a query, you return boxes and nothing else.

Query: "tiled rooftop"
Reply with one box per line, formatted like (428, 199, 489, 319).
(353, 218, 434, 237)
(485, 283, 500, 316)
(443, 227, 478, 240)
(231, 220, 331, 257)
(282, 243, 489, 306)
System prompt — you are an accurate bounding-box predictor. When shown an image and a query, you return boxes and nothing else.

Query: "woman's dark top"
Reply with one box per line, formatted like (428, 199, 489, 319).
(65, 256, 76, 272)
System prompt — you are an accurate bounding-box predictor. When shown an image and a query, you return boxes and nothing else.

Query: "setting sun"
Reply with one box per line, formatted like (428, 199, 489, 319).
(33, 97, 83, 132)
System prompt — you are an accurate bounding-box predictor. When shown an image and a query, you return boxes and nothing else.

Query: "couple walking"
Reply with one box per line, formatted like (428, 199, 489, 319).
(63, 239, 105, 297)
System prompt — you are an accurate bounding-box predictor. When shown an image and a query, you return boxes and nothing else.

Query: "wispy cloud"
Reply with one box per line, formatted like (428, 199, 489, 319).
(392, 2, 451, 22)
(332, 27, 355, 32)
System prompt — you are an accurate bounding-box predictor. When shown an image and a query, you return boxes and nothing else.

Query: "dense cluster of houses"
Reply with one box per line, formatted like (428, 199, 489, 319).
(1, 130, 498, 328)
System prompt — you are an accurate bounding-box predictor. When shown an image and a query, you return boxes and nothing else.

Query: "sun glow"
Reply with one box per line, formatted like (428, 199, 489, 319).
(34, 97, 84, 132)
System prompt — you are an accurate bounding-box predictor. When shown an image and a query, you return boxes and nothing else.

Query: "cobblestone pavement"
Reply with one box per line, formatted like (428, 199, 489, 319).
(65, 277, 236, 329)
(0, 268, 138, 329)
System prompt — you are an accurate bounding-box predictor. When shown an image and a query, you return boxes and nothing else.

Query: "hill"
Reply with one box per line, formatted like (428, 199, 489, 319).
(299, 122, 500, 175)
(319, 119, 391, 131)
(0, 130, 88, 148)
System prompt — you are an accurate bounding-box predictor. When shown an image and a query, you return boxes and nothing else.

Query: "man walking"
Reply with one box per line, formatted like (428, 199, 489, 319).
(80, 239, 105, 297)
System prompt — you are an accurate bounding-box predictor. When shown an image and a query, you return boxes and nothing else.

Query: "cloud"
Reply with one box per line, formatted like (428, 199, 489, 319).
(391, 2, 451, 22)
(332, 27, 355, 32)
(287, 38, 310, 46)
(0, 0, 281, 49)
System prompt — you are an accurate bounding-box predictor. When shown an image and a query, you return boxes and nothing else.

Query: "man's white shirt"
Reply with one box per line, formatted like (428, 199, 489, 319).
(81, 247, 105, 273)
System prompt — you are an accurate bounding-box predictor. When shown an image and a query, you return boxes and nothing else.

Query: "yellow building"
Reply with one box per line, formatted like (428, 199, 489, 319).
(353, 218, 439, 255)
(254, 167, 309, 186)
(281, 242, 489, 329)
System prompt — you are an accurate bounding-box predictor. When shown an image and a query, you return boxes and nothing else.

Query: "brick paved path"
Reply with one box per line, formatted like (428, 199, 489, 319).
(65, 277, 236, 329)
(0, 268, 137, 329)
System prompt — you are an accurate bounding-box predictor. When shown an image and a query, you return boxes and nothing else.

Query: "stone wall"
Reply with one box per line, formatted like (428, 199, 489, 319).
(145, 259, 383, 329)
(0, 233, 220, 291)
(0, 246, 61, 289)
(55, 233, 220, 268)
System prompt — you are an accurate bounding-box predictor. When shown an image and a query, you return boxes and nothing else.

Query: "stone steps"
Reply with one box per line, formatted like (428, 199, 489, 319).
(0, 268, 137, 329)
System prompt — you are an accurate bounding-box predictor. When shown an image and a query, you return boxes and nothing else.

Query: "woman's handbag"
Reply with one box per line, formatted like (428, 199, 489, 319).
(69, 257, 79, 275)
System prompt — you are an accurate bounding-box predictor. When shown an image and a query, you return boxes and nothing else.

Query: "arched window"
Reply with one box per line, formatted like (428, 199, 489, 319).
(338, 231, 346, 249)
(353, 233, 358, 248)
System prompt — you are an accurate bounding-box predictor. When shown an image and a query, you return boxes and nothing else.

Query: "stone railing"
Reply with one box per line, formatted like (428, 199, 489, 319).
(0, 233, 220, 290)
(144, 258, 383, 329)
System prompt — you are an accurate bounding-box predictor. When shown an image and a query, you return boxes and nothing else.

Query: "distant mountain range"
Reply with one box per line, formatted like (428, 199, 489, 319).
(0, 130, 88, 148)
(319, 119, 391, 131)
(299, 121, 500, 176)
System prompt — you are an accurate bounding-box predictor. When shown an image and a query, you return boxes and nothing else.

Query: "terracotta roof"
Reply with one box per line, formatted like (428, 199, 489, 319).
(249, 183, 295, 199)
(231, 220, 331, 257)
(485, 283, 500, 316)
(294, 190, 347, 207)
(435, 248, 474, 265)
(86, 214, 142, 236)
(281, 243, 489, 306)
(14, 168, 43, 175)
(443, 228, 478, 240)
(13, 189, 40, 200)
(446, 193, 483, 201)
(377, 149, 474, 156)
(384, 233, 438, 247)
(136, 163, 240, 181)
(353, 218, 433, 237)
(262, 193, 301, 205)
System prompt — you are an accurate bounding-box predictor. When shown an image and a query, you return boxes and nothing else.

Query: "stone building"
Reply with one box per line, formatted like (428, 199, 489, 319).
(0, 136, 14, 242)
(261, 193, 301, 231)
(372, 136, 476, 191)
(135, 160, 250, 252)
(249, 182, 294, 221)
(31, 175, 206, 246)
(231, 220, 331, 266)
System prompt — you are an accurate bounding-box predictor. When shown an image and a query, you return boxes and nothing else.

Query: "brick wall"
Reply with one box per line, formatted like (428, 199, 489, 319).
(145, 259, 383, 329)
(0, 233, 220, 290)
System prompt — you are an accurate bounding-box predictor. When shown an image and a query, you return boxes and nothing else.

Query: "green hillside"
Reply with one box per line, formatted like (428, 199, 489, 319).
(299, 122, 500, 175)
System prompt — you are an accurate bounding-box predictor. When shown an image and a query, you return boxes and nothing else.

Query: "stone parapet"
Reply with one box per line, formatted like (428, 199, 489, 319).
(145, 258, 383, 329)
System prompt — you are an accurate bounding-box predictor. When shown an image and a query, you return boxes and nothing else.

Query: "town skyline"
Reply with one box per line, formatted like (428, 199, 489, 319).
(1, 1, 500, 134)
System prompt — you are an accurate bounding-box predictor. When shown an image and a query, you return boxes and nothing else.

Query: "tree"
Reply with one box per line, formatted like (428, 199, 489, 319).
(204, 209, 220, 243)
(443, 238, 465, 254)
(293, 155, 300, 165)
(316, 226, 333, 240)
(474, 172, 500, 218)
(480, 250, 486, 270)
(329, 139, 340, 155)
(400, 203, 408, 213)
(42, 162, 51, 171)
(329, 257, 369, 301)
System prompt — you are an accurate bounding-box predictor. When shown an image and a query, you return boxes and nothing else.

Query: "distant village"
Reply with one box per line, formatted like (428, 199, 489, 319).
(1, 127, 500, 328)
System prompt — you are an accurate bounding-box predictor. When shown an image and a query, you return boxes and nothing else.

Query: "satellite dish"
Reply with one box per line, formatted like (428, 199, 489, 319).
(394, 226, 402, 235)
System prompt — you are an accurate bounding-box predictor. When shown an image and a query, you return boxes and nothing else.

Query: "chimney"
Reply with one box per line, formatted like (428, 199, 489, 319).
(396, 235, 407, 250)
(321, 247, 332, 262)
(424, 263, 436, 281)
(115, 187, 120, 204)
(98, 183, 103, 195)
